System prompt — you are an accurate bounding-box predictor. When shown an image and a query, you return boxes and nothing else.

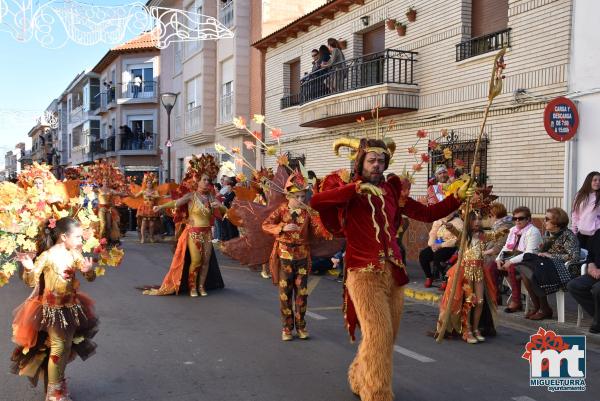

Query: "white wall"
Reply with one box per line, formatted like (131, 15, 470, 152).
(571, 0, 600, 190)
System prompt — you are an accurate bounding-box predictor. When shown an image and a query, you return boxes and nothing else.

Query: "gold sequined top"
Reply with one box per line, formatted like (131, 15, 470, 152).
(187, 193, 228, 227)
(97, 190, 113, 207)
(23, 249, 95, 305)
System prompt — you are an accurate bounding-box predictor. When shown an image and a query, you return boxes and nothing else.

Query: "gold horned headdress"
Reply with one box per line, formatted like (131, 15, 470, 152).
(332, 106, 396, 176)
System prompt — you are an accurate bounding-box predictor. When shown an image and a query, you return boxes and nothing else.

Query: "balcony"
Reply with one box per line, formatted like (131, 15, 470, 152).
(280, 49, 419, 128)
(455, 28, 511, 62)
(92, 89, 116, 115)
(118, 81, 159, 104)
(219, 1, 233, 28)
(91, 136, 116, 154)
(185, 105, 202, 135)
(219, 92, 234, 124)
(118, 133, 158, 155)
(184, 105, 213, 144)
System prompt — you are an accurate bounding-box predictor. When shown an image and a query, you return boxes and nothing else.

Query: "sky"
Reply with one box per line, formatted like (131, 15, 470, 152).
(0, 0, 142, 169)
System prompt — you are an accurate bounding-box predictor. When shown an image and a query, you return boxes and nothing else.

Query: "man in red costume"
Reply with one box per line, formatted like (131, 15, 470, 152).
(310, 137, 471, 401)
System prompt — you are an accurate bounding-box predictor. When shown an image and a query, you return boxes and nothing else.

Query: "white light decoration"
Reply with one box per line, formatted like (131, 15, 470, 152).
(37, 110, 59, 129)
(0, 0, 234, 49)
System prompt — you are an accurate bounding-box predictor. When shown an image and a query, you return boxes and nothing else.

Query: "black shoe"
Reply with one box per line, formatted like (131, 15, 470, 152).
(590, 326, 600, 334)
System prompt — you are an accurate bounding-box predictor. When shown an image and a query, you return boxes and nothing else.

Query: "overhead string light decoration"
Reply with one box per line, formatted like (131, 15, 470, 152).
(0, 0, 234, 49)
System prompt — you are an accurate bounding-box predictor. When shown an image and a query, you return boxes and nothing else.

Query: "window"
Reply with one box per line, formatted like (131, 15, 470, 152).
(456, 0, 510, 61)
(219, 0, 233, 28)
(220, 58, 234, 123)
(288, 60, 301, 96)
(427, 132, 489, 185)
(125, 116, 155, 151)
(186, 76, 201, 110)
(471, 0, 508, 37)
(128, 66, 154, 97)
(185, 1, 203, 56)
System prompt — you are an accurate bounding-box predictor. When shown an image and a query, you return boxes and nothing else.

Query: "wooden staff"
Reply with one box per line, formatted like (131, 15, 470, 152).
(436, 48, 506, 343)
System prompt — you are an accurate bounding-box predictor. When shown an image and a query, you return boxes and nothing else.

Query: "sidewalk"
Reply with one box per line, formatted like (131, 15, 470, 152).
(403, 261, 600, 346)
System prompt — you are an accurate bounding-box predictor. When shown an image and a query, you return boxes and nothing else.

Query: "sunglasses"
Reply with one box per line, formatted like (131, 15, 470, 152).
(512, 216, 528, 222)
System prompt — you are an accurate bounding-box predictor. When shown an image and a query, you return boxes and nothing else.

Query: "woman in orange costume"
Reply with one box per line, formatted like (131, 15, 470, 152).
(144, 155, 225, 297)
(125, 173, 163, 243)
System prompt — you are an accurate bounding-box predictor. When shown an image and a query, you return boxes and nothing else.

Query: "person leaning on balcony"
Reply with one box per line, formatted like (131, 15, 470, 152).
(568, 229, 600, 333)
(495, 206, 543, 313)
(571, 171, 600, 251)
(320, 38, 345, 92)
(516, 208, 580, 321)
(419, 211, 463, 288)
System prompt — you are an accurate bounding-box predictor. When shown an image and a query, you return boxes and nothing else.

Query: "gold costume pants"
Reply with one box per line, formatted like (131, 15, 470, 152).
(346, 264, 405, 401)
(188, 228, 212, 291)
(47, 326, 75, 385)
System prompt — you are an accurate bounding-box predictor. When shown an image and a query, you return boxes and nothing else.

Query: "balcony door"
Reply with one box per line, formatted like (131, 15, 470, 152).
(126, 117, 154, 150)
(361, 26, 385, 88)
(129, 66, 154, 97)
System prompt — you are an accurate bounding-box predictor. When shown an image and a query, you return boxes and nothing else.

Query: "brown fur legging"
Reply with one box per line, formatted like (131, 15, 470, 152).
(346, 264, 405, 401)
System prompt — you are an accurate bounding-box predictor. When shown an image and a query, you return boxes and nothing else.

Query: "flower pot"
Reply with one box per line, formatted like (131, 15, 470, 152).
(406, 10, 417, 22)
(396, 25, 407, 36)
(386, 19, 396, 30)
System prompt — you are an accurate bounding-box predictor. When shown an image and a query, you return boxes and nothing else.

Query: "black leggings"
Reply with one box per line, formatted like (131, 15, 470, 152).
(419, 246, 457, 279)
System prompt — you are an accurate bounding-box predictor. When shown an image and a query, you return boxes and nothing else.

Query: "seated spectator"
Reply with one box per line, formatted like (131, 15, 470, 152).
(496, 206, 542, 313)
(516, 208, 580, 320)
(568, 230, 600, 333)
(483, 202, 514, 302)
(419, 212, 463, 288)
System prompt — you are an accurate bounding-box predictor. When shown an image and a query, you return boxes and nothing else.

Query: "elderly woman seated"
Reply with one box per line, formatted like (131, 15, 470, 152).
(517, 207, 580, 320)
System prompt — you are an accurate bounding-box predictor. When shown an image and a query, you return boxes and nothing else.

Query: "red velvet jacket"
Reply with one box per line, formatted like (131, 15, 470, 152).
(310, 171, 461, 340)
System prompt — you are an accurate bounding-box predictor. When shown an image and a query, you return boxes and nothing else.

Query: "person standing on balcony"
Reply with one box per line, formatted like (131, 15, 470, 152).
(320, 38, 345, 92)
(314, 45, 331, 97)
(133, 75, 142, 98)
(571, 171, 600, 250)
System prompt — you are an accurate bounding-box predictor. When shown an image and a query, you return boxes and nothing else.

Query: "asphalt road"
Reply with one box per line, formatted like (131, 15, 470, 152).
(1, 236, 599, 401)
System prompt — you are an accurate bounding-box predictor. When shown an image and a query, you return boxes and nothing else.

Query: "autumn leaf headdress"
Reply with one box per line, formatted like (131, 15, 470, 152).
(17, 162, 57, 189)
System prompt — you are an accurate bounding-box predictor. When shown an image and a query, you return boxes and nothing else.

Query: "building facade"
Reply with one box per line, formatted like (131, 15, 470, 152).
(89, 31, 162, 181)
(256, 0, 572, 217)
(151, 0, 326, 182)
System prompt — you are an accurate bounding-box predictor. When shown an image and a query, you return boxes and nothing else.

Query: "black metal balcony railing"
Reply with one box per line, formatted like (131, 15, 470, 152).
(280, 49, 417, 109)
(90, 136, 116, 154)
(119, 132, 157, 151)
(455, 28, 511, 62)
(92, 89, 116, 112)
(122, 81, 157, 99)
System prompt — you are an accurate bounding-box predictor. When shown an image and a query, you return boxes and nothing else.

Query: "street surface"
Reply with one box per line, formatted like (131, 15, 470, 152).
(1, 235, 598, 401)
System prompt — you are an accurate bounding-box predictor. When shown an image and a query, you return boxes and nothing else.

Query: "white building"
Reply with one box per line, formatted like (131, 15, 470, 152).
(567, 0, 600, 210)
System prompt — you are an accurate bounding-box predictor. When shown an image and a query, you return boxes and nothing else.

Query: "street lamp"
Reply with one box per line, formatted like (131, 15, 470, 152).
(160, 92, 178, 182)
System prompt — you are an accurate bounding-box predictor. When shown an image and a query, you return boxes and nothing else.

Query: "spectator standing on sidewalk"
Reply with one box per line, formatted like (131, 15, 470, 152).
(571, 171, 600, 250)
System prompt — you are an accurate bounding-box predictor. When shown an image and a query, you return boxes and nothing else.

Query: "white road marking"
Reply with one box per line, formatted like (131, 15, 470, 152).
(511, 397, 537, 401)
(306, 311, 328, 320)
(393, 345, 435, 363)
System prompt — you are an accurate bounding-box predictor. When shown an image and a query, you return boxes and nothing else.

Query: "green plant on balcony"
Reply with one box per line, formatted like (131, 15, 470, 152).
(395, 21, 407, 36)
(406, 6, 417, 22)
